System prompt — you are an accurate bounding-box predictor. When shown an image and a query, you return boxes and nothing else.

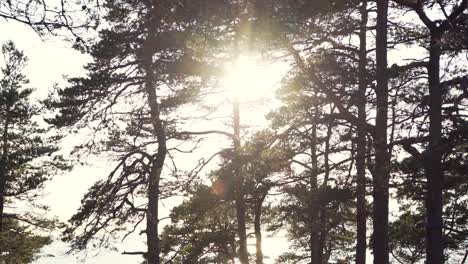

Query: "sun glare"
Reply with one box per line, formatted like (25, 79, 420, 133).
(223, 55, 278, 101)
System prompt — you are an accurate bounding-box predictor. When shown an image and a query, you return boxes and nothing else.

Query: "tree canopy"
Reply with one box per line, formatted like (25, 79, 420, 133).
(1, 0, 468, 263)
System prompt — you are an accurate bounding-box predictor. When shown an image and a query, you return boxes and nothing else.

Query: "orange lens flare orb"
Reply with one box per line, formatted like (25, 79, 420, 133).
(212, 179, 225, 197)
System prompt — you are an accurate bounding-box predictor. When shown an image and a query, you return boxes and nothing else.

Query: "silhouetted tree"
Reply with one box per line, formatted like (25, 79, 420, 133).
(0, 41, 68, 262)
(47, 1, 235, 263)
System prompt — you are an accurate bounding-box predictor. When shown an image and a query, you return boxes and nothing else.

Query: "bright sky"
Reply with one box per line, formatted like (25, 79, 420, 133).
(0, 22, 144, 264)
(5, 4, 461, 263)
(0, 20, 291, 263)
(0, 16, 428, 263)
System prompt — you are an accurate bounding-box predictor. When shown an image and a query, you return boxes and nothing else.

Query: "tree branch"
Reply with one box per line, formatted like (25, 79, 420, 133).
(391, 0, 434, 29)
(178, 130, 235, 140)
(439, 0, 468, 32)
(122, 251, 147, 255)
(280, 35, 376, 137)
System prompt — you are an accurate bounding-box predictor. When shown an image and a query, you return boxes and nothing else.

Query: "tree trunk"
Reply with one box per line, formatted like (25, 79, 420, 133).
(310, 119, 320, 264)
(0, 116, 9, 233)
(386, 2, 467, 263)
(233, 98, 249, 264)
(356, 1, 368, 263)
(254, 193, 266, 264)
(318, 120, 332, 263)
(0, 176, 5, 233)
(143, 8, 167, 263)
(425, 30, 443, 264)
(373, 0, 390, 263)
(461, 250, 468, 264)
(146, 161, 164, 264)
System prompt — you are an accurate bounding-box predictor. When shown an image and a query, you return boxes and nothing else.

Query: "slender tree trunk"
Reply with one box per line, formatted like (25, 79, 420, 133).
(356, 1, 368, 263)
(461, 250, 468, 264)
(143, 7, 167, 263)
(233, 98, 249, 264)
(0, 177, 5, 233)
(386, 2, 466, 263)
(146, 160, 164, 264)
(254, 193, 266, 264)
(310, 117, 320, 264)
(318, 120, 332, 263)
(0, 116, 9, 233)
(425, 29, 444, 264)
(144, 86, 166, 264)
(373, 0, 390, 263)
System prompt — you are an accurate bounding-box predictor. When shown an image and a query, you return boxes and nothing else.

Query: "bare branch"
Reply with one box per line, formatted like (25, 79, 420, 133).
(178, 130, 235, 140)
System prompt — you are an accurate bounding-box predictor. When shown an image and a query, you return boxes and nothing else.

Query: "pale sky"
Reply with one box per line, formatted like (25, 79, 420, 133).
(0, 16, 426, 263)
(0, 22, 145, 264)
(3, 4, 461, 264)
(0, 20, 291, 263)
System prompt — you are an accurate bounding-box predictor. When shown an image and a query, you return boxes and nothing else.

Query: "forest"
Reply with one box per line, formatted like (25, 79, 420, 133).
(0, 0, 467, 263)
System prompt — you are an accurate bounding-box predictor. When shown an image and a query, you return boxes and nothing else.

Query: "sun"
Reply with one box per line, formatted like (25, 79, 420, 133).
(223, 55, 279, 101)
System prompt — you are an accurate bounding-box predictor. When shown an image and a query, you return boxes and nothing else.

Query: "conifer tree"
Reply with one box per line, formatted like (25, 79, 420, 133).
(0, 41, 68, 263)
(389, 1, 468, 262)
(47, 1, 235, 263)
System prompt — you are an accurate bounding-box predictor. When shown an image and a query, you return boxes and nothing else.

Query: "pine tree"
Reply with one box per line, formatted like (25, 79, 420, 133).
(0, 41, 68, 263)
(160, 184, 237, 264)
(0, 0, 99, 38)
(47, 1, 236, 263)
(389, 1, 468, 263)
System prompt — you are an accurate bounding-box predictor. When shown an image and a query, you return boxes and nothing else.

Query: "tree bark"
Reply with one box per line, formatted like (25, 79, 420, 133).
(233, 98, 249, 264)
(318, 120, 332, 263)
(425, 1, 468, 257)
(387, 2, 467, 264)
(310, 117, 320, 264)
(356, 1, 368, 263)
(373, 0, 390, 263)
(425, 29, 443, 264)
(0, 115, 9, 233)
(254, 193, 266, 264)
(0, 172, 5, 233)
(143, 4, 167, 263)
